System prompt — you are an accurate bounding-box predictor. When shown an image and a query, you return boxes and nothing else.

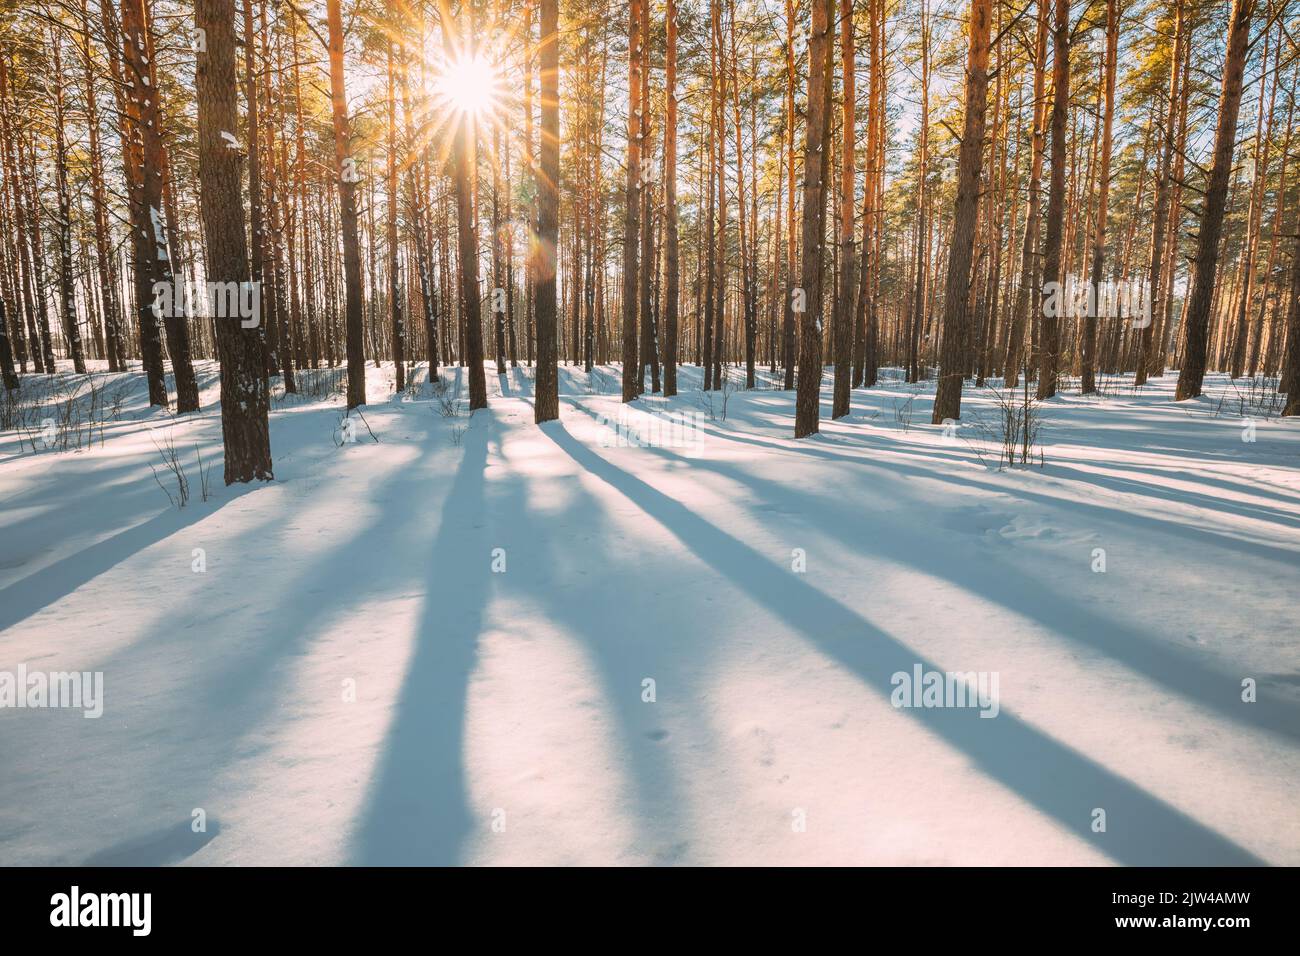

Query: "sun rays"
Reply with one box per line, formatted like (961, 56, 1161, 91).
(431, 52, 501, 119)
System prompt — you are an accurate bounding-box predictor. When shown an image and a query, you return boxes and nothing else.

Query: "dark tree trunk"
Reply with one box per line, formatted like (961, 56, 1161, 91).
(195, 0, 273, 483)
(795, 0, 832, 437)
(1036, 0, 1070, 400)
(1176, 0, 1255, 401)
(932, 0, 991, 423)
(534, 0, 561, 422)
(119, 0, 169, 405)
(326, 0, 368, 408)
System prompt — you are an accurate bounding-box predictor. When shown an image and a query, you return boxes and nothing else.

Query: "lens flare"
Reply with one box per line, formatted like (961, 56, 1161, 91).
(434, 54, 498, 117)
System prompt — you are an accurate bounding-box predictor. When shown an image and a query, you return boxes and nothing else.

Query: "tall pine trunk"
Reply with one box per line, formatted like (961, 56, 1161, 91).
(1176, 0, 1255, 400)
(831, 0, 856, 418)
(663, 0, 680, 396)
(195, 0, 272, 482)
(534, 0, 561, 422)
(1036, 0, 1070, 400)
(621, 0, 642, 402)
(1081, 0, 1118, 395)
(932, 0, 991, 422)
(1135, 0, 1182, 387)
(326, 0, 368, 408)
(794, 0, 832, 437)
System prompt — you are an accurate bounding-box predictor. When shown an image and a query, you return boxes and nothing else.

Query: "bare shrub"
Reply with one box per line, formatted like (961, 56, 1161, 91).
(431, 379, 463, 418)
(985, 380, 1046, 469)
(278, 367, 346, 405)
(150, 430, 189, 509)
(893, 390, 918, 432)
(195, 444, 213, 502)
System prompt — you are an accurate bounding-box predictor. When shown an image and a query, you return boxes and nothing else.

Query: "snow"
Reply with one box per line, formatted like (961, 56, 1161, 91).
(1, 360, 1297, 866)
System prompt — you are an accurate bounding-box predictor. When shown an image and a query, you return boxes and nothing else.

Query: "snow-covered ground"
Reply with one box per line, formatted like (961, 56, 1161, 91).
(1, 359, 1297, 866)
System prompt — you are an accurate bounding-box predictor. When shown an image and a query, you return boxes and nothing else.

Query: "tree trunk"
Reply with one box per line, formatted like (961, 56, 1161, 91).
(386, 38, 406, 393)
(639, 0, 658, 394)
(663, 0, 680, 396)
(831, 0, 856, 418)
(1081, 0, 1118, 394)
(1176, 0, 1255, 400)
(194, 0, 272, 483)
(534, 0, 561, 422)
(1136, 0, 1183, 387)
(794, 0, 832, 437)
(932, 0, 991, 422)
(326, 0, 368, 408)
(119, 0, 170, 404)
(50, 32, 87, 375)
(621, 0, 642, 402)
(782, 0, 798, 390)
(1036, 0, 1070, 399)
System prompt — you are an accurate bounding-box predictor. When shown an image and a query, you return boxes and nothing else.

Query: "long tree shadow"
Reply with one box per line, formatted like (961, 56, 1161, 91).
(691, 405, 1300, 528)
(4, 409, 453, 863)
(0, 487, 254, 634)
(676, 410, 1300, 567)
(350, 414, 493, 864)
(544, 423, 1265, 865)
(487, 420, 706, 862)
(1, 392, 389, 634)
(626, 421, 1300, 744)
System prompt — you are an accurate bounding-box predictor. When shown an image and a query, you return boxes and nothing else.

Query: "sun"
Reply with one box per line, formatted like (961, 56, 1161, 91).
(434, 54, 499, 118)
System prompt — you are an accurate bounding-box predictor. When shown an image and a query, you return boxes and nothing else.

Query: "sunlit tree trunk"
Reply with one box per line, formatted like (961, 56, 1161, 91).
(80, 0, 123, 373)
(1081, 0, 1118, 395)
(1135, 0, 1182, 387)
(663, 0, 680, 396)
(621, 0, 642, 402)
(782, 0, 798, 390)
(384, 38, 406, 392)
(831, 0, 855, 417)
(1227, 19, 1274, 380)
(49, 32, 86, 375)
(639, 0, 658, 394)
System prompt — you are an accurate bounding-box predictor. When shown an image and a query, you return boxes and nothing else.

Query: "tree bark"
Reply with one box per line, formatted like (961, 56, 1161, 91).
(534, 0, 561, 422)
(326, 0, 368, 408)
(664, 0, 680, 396)
(1176, 0, 1255, 400)
(794, 0, 832, 437)
(831, 0, 856, 418)
(1081, 0, 1118, 394)
(1036, 0, 1070, 399)
(621, 0, 643, 402)
(932, 0, 992, 422)
(195, 0, 272, 482)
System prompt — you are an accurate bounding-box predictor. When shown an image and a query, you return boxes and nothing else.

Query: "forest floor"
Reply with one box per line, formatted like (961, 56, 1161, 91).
(1, 359, 1298, 865)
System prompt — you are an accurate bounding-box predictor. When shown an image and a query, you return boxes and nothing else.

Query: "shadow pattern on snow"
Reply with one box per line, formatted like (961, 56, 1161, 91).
(543, 419, 1264, 866)
(349, 415, 490, 865)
